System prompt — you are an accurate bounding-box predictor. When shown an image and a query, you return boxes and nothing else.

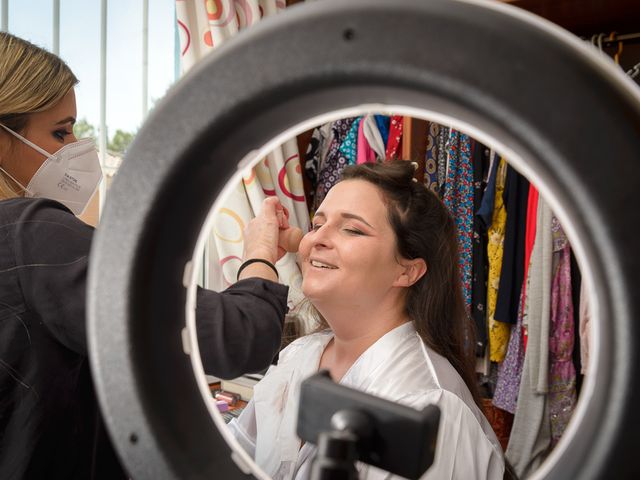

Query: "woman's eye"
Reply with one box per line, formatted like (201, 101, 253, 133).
(53, 129, 69, 141)
(344, 228, 364, 236)
(312, 223, 323, 231)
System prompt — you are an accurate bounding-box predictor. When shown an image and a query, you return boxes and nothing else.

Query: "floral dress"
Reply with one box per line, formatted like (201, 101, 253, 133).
(442, 130, 474, 308)
(312, 118, 357, 211)
(338, 117, 362, 165)
(423, 122, 441, 195)
(548, 216, 577, 445)
(486, 158, 511, 361)
(384, 115, 403, 160)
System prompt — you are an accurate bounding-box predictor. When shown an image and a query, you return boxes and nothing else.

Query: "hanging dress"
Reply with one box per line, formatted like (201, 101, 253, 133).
(486, 158, 510, 362)
(362, 114, 386, 160)
(312, 117, 357, 211)
(494, 166, 530, 325)
(374, 114, 390, 148)
(304, 122, 334, 208)
(471, 141, 491, 355)
(338, 116, 362, 165)
(548, 217, 577, 446)
(442, 130, 474, 308)
(503, 195, 554, 479)
(436, 126, 450, 192)
(424, 122, 441, 195)
(357, 116, 377, 164)
(385, 115, 403, 160)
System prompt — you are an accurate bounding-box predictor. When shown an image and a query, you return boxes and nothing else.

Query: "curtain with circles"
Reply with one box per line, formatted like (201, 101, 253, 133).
(175, 0, 308, 304)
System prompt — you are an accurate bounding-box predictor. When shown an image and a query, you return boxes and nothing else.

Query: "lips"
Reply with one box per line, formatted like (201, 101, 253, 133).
(310, 259, 338, 269)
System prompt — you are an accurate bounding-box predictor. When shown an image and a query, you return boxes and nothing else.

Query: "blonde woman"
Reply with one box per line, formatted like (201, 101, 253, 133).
(0, 32, 294, 479)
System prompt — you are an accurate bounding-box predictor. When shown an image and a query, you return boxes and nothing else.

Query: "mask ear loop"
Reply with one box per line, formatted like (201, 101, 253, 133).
(0, 123, 56, 160)
(0, 125, 31, 195)
(0, 164, 30, 195)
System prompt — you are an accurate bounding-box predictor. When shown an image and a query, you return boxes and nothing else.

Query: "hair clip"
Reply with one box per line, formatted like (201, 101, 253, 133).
(410, 161, 419, 171)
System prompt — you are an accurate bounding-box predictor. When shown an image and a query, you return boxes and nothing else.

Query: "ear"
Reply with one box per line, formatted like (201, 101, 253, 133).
(393, 258, 427, 288)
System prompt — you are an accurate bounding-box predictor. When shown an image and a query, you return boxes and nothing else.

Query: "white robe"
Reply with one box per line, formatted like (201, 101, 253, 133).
(228, 322, 504, 479)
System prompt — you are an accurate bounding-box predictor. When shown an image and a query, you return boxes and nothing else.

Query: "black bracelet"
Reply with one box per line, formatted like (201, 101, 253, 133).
(237, 258, 279, 281)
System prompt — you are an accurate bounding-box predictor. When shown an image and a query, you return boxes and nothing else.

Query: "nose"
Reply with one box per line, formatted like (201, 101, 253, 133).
(309, 224, 335, 250)
(300, 224, 334, 257)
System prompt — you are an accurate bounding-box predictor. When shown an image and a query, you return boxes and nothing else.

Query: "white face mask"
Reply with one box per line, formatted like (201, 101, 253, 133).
(0, 123, 103, 215)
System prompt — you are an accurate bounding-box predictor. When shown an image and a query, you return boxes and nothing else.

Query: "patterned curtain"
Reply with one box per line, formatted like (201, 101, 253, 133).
(175, 0, 308, 302)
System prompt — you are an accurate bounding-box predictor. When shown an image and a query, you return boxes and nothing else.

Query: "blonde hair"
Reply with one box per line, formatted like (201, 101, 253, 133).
(0, 32, 78, 199)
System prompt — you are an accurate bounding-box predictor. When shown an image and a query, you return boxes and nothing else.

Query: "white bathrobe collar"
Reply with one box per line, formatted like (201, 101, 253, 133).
(253, 322, 417, 479)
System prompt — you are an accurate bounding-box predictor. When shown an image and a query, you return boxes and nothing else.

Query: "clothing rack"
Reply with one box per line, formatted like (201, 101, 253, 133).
(586, 31, 640, 47)
(601, 31, 640, 45)
(584, 31, 640, 78)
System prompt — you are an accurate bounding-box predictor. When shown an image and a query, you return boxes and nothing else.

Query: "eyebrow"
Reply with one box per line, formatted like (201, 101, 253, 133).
(55, 117, 76, 126)
(314, 211, 374, 228)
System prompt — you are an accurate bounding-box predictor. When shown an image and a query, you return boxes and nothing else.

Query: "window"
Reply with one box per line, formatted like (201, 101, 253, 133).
(1, 0, 177, 204)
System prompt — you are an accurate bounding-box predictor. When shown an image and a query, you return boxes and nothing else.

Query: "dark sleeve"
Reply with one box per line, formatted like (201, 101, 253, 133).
(10, 198, 288, 377)
(11, 199, 94, 355)
(195, 278, 288, 379)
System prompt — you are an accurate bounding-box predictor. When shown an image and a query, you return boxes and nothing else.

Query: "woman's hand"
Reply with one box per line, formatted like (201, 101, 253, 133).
(239, 197, 303, 281)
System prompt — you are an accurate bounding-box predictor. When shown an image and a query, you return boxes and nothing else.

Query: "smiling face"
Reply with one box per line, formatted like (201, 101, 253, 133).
(299, 179, 409, 314)
(0, 88, 78, 188)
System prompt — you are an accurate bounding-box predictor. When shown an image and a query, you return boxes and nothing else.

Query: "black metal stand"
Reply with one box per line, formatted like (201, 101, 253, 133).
(310, 409, 374, 480)
(310, 430, 360, 480)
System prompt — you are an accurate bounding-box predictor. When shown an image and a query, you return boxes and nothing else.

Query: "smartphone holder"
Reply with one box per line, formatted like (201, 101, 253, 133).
(297, 371, 440, 480)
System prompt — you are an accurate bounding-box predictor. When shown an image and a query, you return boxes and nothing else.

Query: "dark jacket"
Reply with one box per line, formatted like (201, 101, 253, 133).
(0, 198, 288, 479)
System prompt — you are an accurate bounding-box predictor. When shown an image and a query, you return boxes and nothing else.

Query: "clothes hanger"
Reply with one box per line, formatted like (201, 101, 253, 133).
(626, 62, 640, 79)
(614, 41, 623, 65)
(608, 32, 623, 65)
(597, 32, 606, 52)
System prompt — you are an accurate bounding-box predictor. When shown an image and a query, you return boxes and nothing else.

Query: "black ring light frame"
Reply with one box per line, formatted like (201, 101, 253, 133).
(87, 0, 640, 478)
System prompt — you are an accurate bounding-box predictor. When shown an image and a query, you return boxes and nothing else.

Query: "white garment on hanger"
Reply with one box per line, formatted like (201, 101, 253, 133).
(579, 280, 591, 375)
(318, 122, 334, 171)
(505, 198, 554, 477)
(362, 115, 386, 160)
(228, 322, 504, 480)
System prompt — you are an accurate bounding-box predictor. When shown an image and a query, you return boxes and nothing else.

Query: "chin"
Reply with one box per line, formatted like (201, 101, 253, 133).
(301, 280, 330, 304)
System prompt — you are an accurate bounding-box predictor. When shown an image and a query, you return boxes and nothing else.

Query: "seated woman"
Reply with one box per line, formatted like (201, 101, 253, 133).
(228, 161, 504, 479)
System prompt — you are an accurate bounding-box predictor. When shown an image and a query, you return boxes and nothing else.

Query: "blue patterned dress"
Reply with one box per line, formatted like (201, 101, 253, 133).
(442, 129, 474, 308)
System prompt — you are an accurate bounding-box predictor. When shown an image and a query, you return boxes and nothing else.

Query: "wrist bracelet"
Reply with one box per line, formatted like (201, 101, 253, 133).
(237, 258, 279, 281)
